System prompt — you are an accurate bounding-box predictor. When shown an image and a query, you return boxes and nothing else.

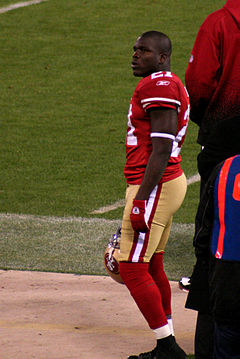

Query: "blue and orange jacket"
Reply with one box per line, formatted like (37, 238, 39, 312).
(211, 155, 240, 261)
(191, 155, 240, 324)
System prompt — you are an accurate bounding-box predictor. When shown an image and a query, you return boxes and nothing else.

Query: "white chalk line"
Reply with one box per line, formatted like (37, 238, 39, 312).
(0, 0, 48, 14)
(91, 199, 126, 215)
(0, 213, 193, 235)
(186, 173, 200, 185)
(91, 173, 200, 214)
(0, 212, 120, 225)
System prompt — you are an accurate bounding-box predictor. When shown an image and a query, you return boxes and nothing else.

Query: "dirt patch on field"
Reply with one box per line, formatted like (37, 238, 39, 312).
(0, 270, 197, 359)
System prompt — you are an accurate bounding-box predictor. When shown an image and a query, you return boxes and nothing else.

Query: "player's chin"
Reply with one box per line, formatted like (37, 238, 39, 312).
(132, 69, 143, 77)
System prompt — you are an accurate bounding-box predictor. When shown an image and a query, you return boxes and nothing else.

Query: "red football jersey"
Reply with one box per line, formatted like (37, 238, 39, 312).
(124, 71, 190, 184)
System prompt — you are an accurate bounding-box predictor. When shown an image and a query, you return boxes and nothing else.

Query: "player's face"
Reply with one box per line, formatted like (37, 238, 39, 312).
(131, 36, 161, 77)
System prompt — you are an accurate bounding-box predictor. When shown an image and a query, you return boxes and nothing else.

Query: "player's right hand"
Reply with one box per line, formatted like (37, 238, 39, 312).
(130, 199, 149, 233)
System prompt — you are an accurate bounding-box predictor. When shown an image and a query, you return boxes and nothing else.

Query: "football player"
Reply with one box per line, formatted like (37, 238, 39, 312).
(118, 31, 190, 359)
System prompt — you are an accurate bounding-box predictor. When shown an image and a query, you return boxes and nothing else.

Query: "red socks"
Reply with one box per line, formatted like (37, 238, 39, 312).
(149, 252, 171, 316)
(119, 261, 168, 330)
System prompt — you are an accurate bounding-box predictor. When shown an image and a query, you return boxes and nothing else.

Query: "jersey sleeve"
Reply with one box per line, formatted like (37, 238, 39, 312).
(138, 75, 181, 112)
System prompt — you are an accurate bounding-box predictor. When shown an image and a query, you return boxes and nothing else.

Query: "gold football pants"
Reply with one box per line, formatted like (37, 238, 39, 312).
(119, 173, 187, 263)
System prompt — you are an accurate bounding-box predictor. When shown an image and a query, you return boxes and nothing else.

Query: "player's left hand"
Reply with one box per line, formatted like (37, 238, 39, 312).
(130, 199, 149, 233)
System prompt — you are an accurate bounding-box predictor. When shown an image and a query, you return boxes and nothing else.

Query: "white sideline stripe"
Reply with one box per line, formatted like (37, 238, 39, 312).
(0, 213, 194, 237)
(91, 199, 125, 214)
(0, 0, 48, 14)
(91, 173, 200, 214)
(0, 212, 121, 225)
(187, 173, 200, 185)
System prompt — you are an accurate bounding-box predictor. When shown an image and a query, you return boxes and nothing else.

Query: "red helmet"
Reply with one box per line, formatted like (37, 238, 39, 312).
(104, 227, 124, 284)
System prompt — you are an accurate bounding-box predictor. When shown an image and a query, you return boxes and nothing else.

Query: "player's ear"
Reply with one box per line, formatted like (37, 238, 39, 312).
(159, 53, 167, 64)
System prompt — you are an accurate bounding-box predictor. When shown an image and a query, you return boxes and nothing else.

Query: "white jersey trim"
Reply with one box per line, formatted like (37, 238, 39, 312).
(151, 132, 175, 141)
(141, 97, 181, 109)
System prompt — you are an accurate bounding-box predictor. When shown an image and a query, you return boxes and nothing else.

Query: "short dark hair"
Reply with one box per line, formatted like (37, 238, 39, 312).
(141, 31, 172, 56)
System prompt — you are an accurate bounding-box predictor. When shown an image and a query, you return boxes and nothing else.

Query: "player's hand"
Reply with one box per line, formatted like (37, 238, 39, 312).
(130, 199, 149, 233)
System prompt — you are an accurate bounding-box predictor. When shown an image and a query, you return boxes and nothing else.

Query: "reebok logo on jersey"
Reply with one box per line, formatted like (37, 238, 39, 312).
(156, 80, 170, 86)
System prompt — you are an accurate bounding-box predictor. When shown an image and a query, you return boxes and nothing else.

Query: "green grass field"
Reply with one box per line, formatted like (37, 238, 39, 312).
(0, 0, 225, 281)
